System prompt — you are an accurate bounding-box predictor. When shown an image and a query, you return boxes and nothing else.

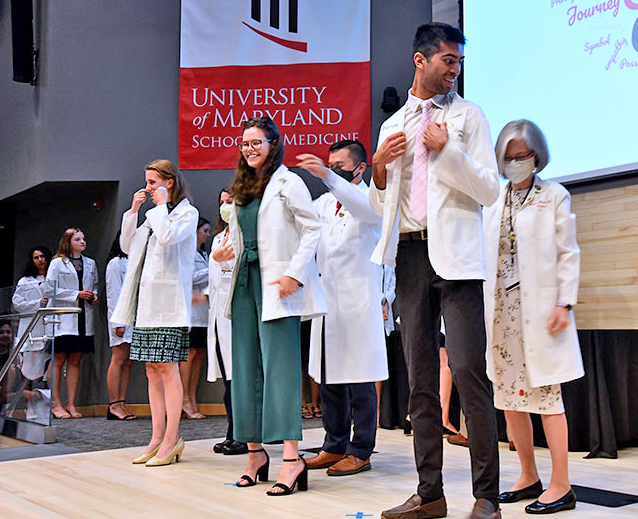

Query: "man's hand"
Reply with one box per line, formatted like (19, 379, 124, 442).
(296, 154, 329, 180)
(372, 131, 407, 189)
(423, 122, 448, 153)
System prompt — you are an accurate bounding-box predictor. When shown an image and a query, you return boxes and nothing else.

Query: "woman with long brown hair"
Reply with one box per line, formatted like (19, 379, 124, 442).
(111, 159, 198, 466)
(46, 228, 98, 419)
(224, 117, 326, 495)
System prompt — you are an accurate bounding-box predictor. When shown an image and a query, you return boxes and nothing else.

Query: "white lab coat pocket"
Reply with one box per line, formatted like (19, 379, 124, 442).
(143, 279, 179, 315)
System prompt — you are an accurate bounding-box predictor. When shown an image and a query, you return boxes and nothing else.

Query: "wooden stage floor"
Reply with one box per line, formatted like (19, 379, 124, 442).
(0, 427, 636, 518)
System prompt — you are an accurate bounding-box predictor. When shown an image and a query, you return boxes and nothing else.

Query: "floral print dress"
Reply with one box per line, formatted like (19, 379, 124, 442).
(491, 187, 564, 414)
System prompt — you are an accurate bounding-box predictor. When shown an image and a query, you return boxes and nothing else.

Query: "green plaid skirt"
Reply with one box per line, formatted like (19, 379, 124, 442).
(130, 327, 189, 363)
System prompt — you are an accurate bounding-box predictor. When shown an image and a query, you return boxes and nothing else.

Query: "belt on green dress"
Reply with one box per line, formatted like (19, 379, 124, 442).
(237, 240, 259, 288)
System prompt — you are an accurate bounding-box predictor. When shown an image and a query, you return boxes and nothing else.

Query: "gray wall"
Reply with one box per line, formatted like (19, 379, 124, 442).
(0, 0, 432, 405)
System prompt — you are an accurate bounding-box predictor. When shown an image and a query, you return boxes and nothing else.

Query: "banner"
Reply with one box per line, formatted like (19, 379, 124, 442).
(179, 0, 371, 169)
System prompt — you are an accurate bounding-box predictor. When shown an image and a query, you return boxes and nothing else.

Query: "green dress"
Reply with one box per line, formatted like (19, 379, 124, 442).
(230, 198, 302, 443)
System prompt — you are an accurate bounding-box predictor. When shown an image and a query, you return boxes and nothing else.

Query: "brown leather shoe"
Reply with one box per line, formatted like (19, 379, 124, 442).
(305, 450, 345, 469)
(381, 494, 447, 518)
(468, 499, 501, 519)
(446, 433, 469, 447)
(326, 454, 371, 476)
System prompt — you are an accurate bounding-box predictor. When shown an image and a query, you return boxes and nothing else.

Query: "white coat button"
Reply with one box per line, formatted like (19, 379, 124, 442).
(525, 319, 530, 324)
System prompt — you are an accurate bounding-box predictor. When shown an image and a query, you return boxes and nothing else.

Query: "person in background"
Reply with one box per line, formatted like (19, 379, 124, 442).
(112, 159, 198, 467)
(226, 117, 326, 495)
(180, 216, 211, 420)
(484, 120, 583, 515)
(12, 246, 53, 381)
(209, 188, 247, 456)
(376, 264, 396, 424)
(105, 232, 136, 420)
(46, 229, 98, 419)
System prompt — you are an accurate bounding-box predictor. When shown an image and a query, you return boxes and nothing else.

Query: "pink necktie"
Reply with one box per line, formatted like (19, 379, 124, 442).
(410, 99, 433, 222)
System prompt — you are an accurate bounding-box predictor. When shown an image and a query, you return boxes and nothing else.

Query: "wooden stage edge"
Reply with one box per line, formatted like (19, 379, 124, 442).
(0, 428, 636, 518)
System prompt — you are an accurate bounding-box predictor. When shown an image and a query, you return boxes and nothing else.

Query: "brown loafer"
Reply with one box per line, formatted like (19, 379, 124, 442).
(468, 499, 501, 519)
(326, 454, 371, 476)
(446, 433, 469, 447)
(305, 450, 345, 469)
(381, 494, 447, 518)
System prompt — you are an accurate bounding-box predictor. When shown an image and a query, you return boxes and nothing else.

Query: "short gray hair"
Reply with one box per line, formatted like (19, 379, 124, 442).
(494, 119, 550, 176)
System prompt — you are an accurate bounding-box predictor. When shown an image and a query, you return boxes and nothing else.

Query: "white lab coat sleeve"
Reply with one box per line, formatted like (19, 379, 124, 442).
(145, 204, 198, 246)
(431, 105, 500, 207)
(106, 259, 126, 326)
(12, 278, 40, 314)
(88, 258, 99, 295)
(119, 209, 139, 254)
(45, 260, 78, 302)
(282, 177, 321, 286)
(322, 170, 381, 225)
(192, 263, 209, 286)
(554, 190, 580, 306)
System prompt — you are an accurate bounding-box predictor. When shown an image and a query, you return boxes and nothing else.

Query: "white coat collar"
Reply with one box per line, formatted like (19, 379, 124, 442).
(259, 164, 289, 215)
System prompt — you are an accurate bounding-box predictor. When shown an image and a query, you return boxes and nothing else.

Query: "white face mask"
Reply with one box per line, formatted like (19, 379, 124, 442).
(503, 156, 536, 185)
(219, 203, 232, 224)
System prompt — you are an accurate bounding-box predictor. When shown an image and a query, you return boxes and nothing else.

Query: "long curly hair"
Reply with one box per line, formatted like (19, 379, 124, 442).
(229, 117, 284, 206)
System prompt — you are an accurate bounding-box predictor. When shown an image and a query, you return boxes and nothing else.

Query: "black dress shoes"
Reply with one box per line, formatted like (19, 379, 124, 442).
(222, 441, 248, 455)
(213, 439, 233, 453)
(499, 480, 543, 503)
(525, 489, 577, 514)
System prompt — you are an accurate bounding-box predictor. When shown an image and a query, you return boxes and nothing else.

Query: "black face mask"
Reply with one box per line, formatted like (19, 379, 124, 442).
(331, 164, 361, 183)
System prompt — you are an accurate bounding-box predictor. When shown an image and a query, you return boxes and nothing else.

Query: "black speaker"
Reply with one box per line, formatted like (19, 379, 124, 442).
(11, 0, 35, 84)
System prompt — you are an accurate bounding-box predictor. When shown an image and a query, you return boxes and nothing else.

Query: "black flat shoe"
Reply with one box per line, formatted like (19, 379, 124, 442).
(237, 449, 269, 487)
(525, 489, 576, 514)
(266, 456, 308, 496)
(222, 441, 248, 455)
(213, 438, 233, 454)
(499, 480, 543, 503)
(403, 420, 412, 435)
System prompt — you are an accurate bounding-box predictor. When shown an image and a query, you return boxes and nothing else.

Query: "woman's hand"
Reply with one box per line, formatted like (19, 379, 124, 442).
(382, 300, 389, 321)
(269, 275, 299, 298)
(40, 298, 48, 307)
(90, 294, 99, 305)
(192, 292, 208, 306)
(151, 186, 169, 206)
(212, 234, 235, 263)
(296, 154, 329, 179)
(115, 326, 125, 338)
(547, 305, 569, 335)
(78, 290, 94, 301)
(131, 188, 148, 212)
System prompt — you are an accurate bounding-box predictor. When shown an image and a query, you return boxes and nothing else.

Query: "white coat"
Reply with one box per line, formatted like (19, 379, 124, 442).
(206, 230, 234, 381)
(369, 92, 500, 279)
(105, 256, 133, 346)
(191, 249, 210, 327)
(225, 165, 327, 322)
(309, 172, 388, 384)
(381, 265, 396, 336)
(12, 275, 48, 350)
(483, 176, 584, 387)
(111, 198, 199, 328)
(45, 255, 98, 336)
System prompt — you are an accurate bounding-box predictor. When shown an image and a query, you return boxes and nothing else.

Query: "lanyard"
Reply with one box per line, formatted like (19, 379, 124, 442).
(507, 183, 534, 265)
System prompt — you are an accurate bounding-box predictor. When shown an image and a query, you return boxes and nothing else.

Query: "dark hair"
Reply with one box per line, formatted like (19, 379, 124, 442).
(145, 159, 190, 206)
(107, 231, 127, 261)
(413, 22, 466, 60)
(329, 139, 367, 165)
(23, 246, 53, 278)
(212, 187, 231, 236)
(197, 216, 211, 252)
(53, 228, 83, 260)
(230, 117, 284, 206)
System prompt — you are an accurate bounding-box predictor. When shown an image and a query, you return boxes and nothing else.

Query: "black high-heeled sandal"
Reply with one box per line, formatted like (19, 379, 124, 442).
(107, 400, 136, 420)
(237, 448, 269, 487)
(266, 456, 308, 496)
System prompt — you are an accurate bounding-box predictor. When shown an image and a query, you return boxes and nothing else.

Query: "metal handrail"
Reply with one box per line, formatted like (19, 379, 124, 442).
(0, 307, 81, 382)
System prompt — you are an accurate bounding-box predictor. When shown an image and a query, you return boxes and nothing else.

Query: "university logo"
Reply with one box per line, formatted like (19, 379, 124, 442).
(243, 0, 307, 52)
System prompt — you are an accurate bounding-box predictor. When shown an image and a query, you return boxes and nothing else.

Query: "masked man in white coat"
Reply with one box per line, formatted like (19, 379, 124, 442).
(370, 24, 501, 519)
(297, 140, 388, 477)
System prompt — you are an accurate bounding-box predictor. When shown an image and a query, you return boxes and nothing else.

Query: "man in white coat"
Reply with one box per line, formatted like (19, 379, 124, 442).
(370, 24, 501, 519)
(297, 140, 388, 477)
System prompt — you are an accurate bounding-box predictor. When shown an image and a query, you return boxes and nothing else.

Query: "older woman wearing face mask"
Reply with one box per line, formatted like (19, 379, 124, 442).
(483, 120, 584, 515)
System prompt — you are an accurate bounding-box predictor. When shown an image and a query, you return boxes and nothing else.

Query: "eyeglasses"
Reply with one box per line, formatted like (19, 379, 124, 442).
(238, 139, 273, 151)
(504, 151, 534, 163)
